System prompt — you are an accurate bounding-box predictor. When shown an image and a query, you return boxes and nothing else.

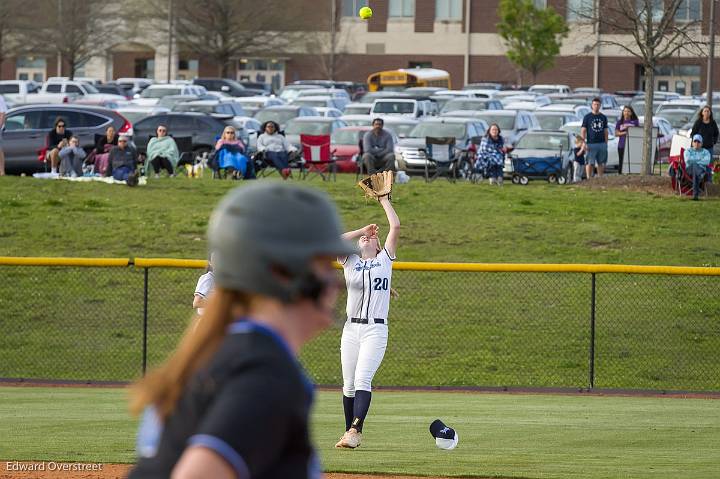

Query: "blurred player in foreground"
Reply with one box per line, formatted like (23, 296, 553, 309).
(335, 192, 400, 449)
(128, 183, 355, 478)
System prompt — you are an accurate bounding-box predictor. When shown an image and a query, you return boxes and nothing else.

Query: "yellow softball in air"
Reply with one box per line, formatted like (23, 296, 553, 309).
(359, 6, 373, 20)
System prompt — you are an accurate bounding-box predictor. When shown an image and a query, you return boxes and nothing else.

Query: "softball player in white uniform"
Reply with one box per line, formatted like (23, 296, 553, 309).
(335, 196, 399, 449)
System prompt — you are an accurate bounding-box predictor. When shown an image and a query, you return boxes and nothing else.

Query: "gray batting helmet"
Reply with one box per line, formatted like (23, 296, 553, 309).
(208, 183, 356, 302)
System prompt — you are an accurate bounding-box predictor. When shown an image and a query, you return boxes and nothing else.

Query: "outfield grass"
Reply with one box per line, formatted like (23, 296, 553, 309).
(1, 175, 719, 390)
(0, 174, 718, 265)
(0, 387, 717, 479)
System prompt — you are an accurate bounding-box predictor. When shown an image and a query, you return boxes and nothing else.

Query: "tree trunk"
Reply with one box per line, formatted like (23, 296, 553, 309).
(642, 65, 655, 175)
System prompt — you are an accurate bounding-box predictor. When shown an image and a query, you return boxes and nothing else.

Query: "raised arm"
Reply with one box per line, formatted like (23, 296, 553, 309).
(380, 197, 400, 257)
(342, 224, 377, 242)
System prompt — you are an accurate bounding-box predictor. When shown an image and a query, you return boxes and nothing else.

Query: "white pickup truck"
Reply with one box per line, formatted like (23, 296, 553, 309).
(0, 80, 75, 105)
(39, 80, 126, 105)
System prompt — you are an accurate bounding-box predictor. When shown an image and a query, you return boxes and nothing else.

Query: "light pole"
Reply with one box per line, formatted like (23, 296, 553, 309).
(167, 0, 174, 82)
(707, 0, 716, 108)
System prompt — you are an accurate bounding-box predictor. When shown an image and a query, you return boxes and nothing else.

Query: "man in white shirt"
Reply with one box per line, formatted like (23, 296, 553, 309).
(0, 95, 7, 176)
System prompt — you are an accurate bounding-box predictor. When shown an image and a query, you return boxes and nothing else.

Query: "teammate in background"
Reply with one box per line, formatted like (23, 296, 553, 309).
(128, 183, 355, 478)
(193, 253, 215, 315)
(335, 195, 400, 449)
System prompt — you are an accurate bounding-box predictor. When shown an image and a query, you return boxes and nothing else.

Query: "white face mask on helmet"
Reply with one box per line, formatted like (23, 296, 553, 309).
(208, 183, 357, 303)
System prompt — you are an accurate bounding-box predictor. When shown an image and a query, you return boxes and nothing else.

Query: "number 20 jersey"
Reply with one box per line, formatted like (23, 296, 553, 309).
(341, 249, 395, 322)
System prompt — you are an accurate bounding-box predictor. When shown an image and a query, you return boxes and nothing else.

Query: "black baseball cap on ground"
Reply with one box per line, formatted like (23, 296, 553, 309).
(429, 419, 459, 450)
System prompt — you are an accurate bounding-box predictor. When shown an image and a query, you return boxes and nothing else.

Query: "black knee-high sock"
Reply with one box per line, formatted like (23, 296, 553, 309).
(351, 390, 372, 433)
(342, 395, 355, 431)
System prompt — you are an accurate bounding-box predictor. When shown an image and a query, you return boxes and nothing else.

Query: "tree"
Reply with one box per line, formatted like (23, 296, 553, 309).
(0, 1, 32, 71)
(26, 0, 119, 80)
(496, 0, 569, 84)
(168, 0, 303, 78)
(570, 0, 705, 174)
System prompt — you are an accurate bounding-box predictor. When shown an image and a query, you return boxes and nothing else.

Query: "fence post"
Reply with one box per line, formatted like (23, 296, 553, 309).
(143, 267, 149, 376)
(588, 272, 596, 389)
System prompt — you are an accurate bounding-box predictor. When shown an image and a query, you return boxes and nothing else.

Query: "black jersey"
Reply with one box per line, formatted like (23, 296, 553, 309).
(128, 320, 321, 479)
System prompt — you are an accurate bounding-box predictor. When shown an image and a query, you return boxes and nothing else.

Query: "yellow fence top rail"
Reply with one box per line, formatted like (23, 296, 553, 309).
(1, 257, 720, 276)
(0, 257, 129, 267)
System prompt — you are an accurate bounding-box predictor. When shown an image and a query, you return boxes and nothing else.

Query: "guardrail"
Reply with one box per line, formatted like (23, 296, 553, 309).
(1, 257, 718, 391)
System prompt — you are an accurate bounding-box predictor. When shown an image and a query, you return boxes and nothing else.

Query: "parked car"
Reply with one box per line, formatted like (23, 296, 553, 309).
(193, 78, 258, 97)
(238, 81, 273, 95)
(339, 114, 373, 127)
(132, 84, 207, 106)
(96, 83, 132, 100)
(343, 103, 373, 115)
(538, 103, 592, 118)
(254, 105, 319, 130)
(656, 99, 703, 115)
(171, 99, 247, 119)
(2, 104, 132, 173)
(440, 98, 504, 114)
(115, 78, 154, 96)
(533, 111, 580, 130)
(132, 112, 247, 155)
(277, 84, 321, 103)
(230, 96, 284, 116)
(282, 117, 348, 150)
(463, 82, 505, 90)
(314, 107, 344, 118)
(573, 87, 602, 95)
(156, 94, 204, 110)
(0, 80, 73, 104)
(115, 105, 169, 125)
(560, 120, 620, 172)
(292, 96, 347, 111)
(381, 116, 420, 139)
(41, 80, 126, 104)
(528, 84, 572, 95)
(473, 110, 540, 145)
(394, 117, 488, 175)
(371, 98, 436, 118)
(657, 109, 697, 129)
(331, 126, 400, 173)
(504, 130, 575, 181)
(230, 116, 263, 152)
(500, 94, 551, 108)
(294, 88, 350, 109)
(638, 115, 676, 163)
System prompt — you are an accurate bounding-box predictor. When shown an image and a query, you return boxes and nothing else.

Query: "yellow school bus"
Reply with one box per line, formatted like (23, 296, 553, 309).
(367, 68, 451, 92)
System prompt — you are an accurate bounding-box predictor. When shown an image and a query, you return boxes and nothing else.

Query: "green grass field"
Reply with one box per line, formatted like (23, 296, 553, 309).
(1, 175, 719, 390)
(0, 174, 718, 265)
(0, 387, 717, 479)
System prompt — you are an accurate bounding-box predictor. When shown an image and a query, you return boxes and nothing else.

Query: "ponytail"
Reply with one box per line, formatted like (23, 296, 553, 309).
(129, 288, 249, 418)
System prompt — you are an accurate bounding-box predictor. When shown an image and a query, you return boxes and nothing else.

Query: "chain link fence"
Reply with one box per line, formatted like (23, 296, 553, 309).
(0, 259, 718, 391)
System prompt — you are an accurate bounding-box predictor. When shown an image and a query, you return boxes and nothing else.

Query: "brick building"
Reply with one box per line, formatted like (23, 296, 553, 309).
(2, 0, 717, 95)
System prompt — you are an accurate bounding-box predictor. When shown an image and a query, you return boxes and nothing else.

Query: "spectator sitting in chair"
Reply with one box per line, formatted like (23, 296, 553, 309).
(214, 126, 253, 179)
(362, 118, 396, 175)
(47, 117, 73, 174)
(146, 125, 179, 178)
(256, 120, 297, 179)
(684, 134, 712, 201)
(107, 135, 139, 185)
(58, 136, 86, 177)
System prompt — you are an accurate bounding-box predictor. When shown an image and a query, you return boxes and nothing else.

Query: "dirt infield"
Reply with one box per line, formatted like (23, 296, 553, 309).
(0, 463, 458, 479)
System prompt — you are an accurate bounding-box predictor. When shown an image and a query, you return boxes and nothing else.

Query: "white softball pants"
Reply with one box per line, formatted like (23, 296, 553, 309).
(340, 320, 388, 397)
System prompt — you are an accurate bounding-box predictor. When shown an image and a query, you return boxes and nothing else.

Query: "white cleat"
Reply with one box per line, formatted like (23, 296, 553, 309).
(334, 429, 362, 449)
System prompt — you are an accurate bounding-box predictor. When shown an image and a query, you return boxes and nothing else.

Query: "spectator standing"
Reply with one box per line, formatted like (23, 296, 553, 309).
(0, 94, 7, 175)
(47, 118, 73, 174)
(256, 120, 297, 179)
(107, 135, 139, 184)
(478, 123, 509, 185)
(614, 105, 639, 174)
(362, 118, 396, 174)
(214, 127, 253, 179)
(684, 134, 712, 201)
(690, 106, 719, 158)
(58, 136, 86, 177)
(146, 125, 179, 178)
(572, 136, 586, 183)
(581, 98, 609, 178)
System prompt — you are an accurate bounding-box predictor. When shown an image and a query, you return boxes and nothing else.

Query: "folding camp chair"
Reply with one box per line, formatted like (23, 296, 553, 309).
(420, 136, 461, 183)
(301, 134, 337, 181)
(669, 155, 708, 198)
